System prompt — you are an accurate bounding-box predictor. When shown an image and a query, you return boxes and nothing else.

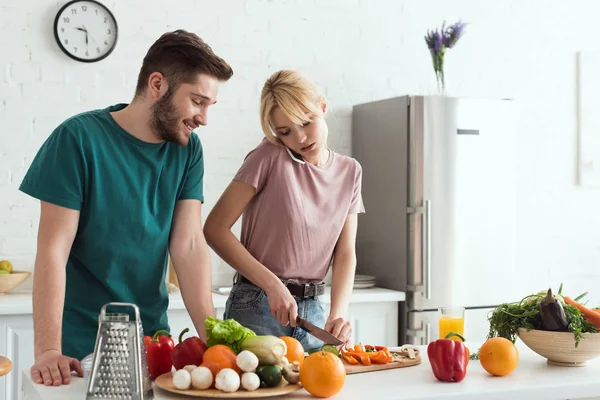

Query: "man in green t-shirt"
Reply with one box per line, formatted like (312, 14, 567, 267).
(19, 29, 233, 387)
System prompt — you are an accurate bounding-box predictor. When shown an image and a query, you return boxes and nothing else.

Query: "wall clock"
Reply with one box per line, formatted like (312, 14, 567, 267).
(53, 0, 118, 63)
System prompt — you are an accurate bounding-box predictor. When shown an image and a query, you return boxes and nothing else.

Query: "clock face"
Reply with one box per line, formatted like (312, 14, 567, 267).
(53, 0, 118, 62)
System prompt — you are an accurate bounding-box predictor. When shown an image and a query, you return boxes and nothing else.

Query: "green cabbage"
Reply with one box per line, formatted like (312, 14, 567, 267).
(205, 316, 256, 353)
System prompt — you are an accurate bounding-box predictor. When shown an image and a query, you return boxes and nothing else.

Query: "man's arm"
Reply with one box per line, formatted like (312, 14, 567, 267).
(325, 213, 359, 343)
(30, 201, 84, 386)
(169, 199, 214, 342)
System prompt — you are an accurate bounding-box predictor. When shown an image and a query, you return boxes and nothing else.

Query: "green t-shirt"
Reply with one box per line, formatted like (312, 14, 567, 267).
(19, 103, 204, 360)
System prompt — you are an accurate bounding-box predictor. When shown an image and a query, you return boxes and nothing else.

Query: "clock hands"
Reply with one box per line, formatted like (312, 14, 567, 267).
(74, 24, 100, 53)
(81, 25, 99, 50)
(75, 26, 88, 46)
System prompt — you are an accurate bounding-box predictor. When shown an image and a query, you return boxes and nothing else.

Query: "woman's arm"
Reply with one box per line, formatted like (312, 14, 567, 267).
(325, 213, 359, 343)
(204, 180, 299, 327)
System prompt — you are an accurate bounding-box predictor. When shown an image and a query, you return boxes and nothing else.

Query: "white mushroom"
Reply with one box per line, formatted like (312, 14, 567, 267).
(236, 350, 259, 372)
(398, 344, 421, 360)
(277, 356, 290, 369)
(281, 361, 300, 384)
(172, 369, 191, 390)
(183, 365, 197, 373)
(191, 366, 213, 390)
(215, 368, 241, 392)
(241, 372, 261, 391)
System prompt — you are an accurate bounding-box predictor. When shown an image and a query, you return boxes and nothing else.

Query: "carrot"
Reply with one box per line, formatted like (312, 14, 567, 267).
(564, 296, 600, 329)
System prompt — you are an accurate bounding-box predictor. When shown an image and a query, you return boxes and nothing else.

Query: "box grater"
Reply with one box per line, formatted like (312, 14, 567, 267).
(86, 302, 153, 399)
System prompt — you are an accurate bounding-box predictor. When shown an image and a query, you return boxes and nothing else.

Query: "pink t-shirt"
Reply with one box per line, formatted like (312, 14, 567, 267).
(233, 139, 365, 282)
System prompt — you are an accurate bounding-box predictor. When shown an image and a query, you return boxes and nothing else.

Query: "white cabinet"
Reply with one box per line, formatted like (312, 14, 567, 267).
(0, 314, 34, 400)
(350, 302, 398, 347)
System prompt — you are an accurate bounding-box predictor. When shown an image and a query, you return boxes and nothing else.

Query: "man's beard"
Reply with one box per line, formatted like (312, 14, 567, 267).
(149, 86, 187, 145)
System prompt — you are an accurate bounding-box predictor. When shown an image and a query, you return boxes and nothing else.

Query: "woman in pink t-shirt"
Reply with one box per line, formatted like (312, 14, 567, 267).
(204, 69, 365, 351)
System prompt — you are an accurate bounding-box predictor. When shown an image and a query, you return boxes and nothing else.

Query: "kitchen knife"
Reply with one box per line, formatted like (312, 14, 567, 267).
(296, 316, 344, 346)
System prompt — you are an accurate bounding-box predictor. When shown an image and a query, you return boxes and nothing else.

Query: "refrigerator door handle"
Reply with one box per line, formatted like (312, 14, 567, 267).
(424, 199, 432, 299)
(425, 322, 431, 344)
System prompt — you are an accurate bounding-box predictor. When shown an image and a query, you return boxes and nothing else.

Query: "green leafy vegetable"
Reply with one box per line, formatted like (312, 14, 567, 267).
(574, 292, 588, 302)
(205, 316, 256, 353)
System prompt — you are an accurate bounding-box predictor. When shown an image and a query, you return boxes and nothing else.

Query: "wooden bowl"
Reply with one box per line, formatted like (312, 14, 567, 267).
(518, 328, 600, 366)
(0, 271, 31, 295)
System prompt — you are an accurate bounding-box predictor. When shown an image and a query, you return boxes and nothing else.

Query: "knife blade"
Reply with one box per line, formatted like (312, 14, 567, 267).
(296, 316, 344, 346)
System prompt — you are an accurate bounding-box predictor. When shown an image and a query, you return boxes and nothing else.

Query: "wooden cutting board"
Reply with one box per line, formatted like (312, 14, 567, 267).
(343, 348, 422, 375)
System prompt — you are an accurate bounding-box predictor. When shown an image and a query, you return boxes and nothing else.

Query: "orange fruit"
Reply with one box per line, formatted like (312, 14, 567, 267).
(479, 337, 519, 376)
(279, 336, 305, 367)
(299, 350, 346, 398)
(200, 344, 241, 381)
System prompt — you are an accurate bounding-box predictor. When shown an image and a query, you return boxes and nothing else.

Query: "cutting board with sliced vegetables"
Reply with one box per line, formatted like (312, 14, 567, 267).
(341, 344, 422, 375)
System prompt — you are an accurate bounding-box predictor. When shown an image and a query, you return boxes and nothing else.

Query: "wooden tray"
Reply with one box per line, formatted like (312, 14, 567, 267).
(154, 372, 303, 398)
(344, 347, 422, 375)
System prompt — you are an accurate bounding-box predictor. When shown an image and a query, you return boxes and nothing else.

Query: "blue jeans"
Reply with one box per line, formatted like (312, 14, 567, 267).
(223, 281, 327, 352)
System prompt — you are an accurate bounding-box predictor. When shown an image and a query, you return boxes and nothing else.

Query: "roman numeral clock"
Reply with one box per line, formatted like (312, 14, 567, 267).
(53, 0, 118, 62)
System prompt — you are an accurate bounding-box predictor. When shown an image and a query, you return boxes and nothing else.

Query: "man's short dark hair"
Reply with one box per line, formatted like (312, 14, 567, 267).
(135, 29, 233, 96)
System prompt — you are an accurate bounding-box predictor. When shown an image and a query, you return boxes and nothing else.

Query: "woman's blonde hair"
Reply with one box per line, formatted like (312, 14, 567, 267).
(260, 70, 324, 144)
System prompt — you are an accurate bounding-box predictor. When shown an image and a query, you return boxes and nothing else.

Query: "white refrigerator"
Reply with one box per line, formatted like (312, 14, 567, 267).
(352, 95, 519, 345)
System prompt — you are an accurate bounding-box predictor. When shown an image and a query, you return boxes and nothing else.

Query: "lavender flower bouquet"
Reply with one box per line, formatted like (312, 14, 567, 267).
(425, 20, 466, 93)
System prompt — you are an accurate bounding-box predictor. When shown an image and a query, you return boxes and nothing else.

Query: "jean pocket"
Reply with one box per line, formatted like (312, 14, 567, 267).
(229, 283, 264, 310)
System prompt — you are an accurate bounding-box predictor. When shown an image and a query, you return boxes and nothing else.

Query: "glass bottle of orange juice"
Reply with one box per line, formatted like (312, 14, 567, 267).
(438, 306, 465, 340)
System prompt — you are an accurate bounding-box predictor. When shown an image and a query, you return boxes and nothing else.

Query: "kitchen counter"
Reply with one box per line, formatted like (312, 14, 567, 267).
(3, 287, 404, 400)
(0, 286, 405, 315)
(20, 343, 600, 400)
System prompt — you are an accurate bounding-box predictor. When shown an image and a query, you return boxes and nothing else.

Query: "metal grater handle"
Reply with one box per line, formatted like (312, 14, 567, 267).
(99, 302, 142, 323)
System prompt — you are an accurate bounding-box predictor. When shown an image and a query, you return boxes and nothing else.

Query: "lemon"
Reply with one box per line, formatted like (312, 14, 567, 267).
(0, 270, 9, 275)
(0, 260, 13, 274)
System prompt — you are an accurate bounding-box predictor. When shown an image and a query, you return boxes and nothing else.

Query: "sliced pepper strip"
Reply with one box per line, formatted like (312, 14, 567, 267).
(359, 355, 372, 365)
(365, 345, 387, 351)
(370, 350, 391, 364)
(342, 352, 359, 364)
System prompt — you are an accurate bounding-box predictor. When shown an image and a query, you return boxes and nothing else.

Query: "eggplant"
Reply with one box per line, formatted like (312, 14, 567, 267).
(540, 288, 568, 331)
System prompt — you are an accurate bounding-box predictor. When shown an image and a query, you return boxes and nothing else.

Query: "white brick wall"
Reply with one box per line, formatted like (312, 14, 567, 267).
(1, 0, 600, 304)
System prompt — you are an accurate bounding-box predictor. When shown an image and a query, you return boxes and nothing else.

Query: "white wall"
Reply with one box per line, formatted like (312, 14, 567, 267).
(1, 0, 599, 305)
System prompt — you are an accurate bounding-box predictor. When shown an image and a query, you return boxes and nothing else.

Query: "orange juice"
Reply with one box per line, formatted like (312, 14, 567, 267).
(438, 316, 465, 340)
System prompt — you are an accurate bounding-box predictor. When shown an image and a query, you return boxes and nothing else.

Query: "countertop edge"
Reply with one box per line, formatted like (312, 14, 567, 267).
(20, 343, 600, 400)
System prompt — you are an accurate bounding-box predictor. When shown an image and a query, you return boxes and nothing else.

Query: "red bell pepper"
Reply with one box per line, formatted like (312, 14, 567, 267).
(170, 328, 208, 370)
(427, 332, 469, 383)
(143, 329, 175, 380)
